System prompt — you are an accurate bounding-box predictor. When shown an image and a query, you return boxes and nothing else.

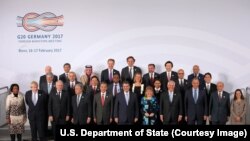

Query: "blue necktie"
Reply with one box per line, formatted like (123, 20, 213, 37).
(194, 89, 198, 103)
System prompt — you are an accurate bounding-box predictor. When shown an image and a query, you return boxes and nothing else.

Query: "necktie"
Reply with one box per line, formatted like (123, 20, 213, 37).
(206, 84, 210, 93)
(93, 86, 96, 95)
(109, 70, 113, 82)
(77, 95, 80, 107)
(169, 92, 173, 103)
(219, 92, 222, 100)
(150, 73, 154, 84)
(101, 94, 105, 107)
(70, 82, 73, 89)
(129, 68, 132, 79)
(167, 72, 171, 81)
(65, 73, 68, 80)
(58, 92, 61, 99)
(114, 84, 118, 96)
(194, 89, 198, 103)
(33, 93, 37, 105)
(180, 79, 183, 87)
(125, 93, 129, 105)
(48, 83, 52, 94)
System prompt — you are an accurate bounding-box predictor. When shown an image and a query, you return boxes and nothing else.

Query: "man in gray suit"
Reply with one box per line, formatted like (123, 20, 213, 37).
(209, 81, 230, 125)
(93, 82, 113, 125)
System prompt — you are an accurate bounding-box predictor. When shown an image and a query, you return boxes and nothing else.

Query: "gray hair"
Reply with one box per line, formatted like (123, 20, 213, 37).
(167, 80, 175, 86)
(75, 83, 84, 91)
(46, 72, 54, 78)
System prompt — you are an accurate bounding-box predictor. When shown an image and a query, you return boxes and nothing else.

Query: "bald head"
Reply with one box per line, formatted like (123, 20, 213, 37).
(45, 66, 52, 74)
(217, 81, 224, 92)
(56, 80, 64, 91)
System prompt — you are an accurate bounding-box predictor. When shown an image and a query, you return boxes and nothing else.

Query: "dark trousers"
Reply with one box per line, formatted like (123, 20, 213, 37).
(10, 134, 21, 141)
(52, 118, 67, 139)
(212, 121, 226, 125)
(29, 119, 47, 141)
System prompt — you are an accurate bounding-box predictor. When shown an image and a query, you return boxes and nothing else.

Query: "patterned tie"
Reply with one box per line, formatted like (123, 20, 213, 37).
(101, 94, 105, 107)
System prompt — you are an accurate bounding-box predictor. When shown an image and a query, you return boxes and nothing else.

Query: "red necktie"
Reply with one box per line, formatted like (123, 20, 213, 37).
(101, 94, 105, 107)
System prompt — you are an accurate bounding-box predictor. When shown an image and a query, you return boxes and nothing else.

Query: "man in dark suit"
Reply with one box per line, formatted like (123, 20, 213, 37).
(59, 63, 71, 83)
(209, 82, 230, 125)
(121, 56, 142, 85)
(203, 72, 217, 108)
(175, 69, 190, 124)
(25, 81, 48, 141)
(143, 64, 160, 87)
(93, 82, 113, 125)
(86, 76, 100, 103)
(101, 59, 120, 85)
(108, 74, 122, 98)
(64, 71, 80, 98)
(185, 78, 208, 125)
(71, 83, 91, 125)
(160, 80, 183, 125)
(39, 66, 58, 88)
(160, 61, 178, 91)
(153, 79, 164, 101)
(187, 65, 204, 89)
(48, 80, 70, 137)
(114, 81, 139, 125)
(39, 72, 56, 95)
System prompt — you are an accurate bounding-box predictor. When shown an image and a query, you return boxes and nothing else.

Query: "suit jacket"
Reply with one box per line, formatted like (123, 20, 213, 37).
(175, 79, 190, 115)
(209, 91, 230, 123)
(203, 83, 217, 106)
(185, 89, 208, 121)
(59, 73, 68, 83)
(108, 83, 122, 97)
(86, 85, 101, 106)
(39, 81, 56, 95)
(114, 92, 139, 124)
(48, 90, 70, 121)
(101, 69, 120, 84)
(142, 72, 160, 87)
(39, 74, 58, 88)
(93, 92, 113, 124)
(25, 90, 48, 121)
(154, 88, 164, 102)
(160, 91, 183, 124)
(187, 73, 205, 89)
(71, 93, 92, 125)
(160, 71, 178, 91)
(121, 66, 141, 85)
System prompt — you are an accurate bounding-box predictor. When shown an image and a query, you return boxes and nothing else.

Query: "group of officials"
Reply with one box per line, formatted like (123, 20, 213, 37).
(6, 56, 247, 141)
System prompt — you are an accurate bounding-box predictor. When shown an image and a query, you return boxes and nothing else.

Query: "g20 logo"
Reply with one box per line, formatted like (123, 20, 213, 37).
(17, 12, 64, 32)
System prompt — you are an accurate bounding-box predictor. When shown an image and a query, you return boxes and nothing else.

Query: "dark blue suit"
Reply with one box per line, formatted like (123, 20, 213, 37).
(185, 89, 208, 125)
(209, 91, 230, 125)
(25, 90, 48, 141)
(114, 91, 139, 125)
